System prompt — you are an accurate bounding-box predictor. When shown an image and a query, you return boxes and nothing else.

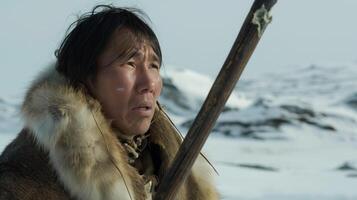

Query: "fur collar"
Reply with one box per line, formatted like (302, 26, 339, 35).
(21, 66, 218, 200)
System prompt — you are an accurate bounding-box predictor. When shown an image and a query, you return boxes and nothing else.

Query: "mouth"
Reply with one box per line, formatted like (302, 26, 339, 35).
(133, 103, 152, 110)
(132, 103, 153, 116)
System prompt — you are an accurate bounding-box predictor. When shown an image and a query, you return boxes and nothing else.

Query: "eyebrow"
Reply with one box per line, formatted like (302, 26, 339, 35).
(106, 47, 138, 67)
(128, 48, 160, 64)
(151, 53, 160, 63)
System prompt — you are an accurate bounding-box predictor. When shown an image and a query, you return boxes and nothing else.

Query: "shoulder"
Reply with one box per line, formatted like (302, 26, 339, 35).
(0, 129, 71, 200)
(0, 171, 70, 200)
(0, 169, 31, 200)
(0, 128, 46, 174)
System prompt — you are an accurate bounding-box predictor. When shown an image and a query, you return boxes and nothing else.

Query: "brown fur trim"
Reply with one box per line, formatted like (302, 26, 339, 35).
(149, 104, 219, 200)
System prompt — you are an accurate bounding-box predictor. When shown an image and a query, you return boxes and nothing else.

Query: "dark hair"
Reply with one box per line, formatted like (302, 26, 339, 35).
(55, 5, 162, 89)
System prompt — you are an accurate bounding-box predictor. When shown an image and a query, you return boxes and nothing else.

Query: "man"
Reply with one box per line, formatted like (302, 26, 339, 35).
(0, 5, 218, 200)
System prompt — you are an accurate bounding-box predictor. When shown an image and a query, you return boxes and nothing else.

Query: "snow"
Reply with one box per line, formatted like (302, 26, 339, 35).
(1, 1, 357, 199)
(165, 64, 357, 199)
(160, 67, 251, 112)
(204, 132, 357, 200)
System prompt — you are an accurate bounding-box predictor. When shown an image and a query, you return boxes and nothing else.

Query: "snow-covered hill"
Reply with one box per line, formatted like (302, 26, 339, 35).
(160, 65, 357, 141)
(159, 64, 357, 199)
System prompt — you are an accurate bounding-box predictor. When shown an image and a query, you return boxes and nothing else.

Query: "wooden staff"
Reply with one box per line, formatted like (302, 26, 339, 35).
(154, 0, 277, 199)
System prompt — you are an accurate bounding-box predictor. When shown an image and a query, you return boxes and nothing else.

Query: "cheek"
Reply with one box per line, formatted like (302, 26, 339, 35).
(103, 69, 133, 94)
(116, 87, 125, 92)
(94, 71, 133, 117)
(114, 78, 134, 96)
(155, 76, 163, 97)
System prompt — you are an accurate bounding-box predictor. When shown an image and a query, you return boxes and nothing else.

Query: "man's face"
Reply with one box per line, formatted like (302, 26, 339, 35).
(90, 28, 162, 136)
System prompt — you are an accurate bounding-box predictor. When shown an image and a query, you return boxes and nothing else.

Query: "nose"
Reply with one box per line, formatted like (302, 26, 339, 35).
(136, 67, 157, 95)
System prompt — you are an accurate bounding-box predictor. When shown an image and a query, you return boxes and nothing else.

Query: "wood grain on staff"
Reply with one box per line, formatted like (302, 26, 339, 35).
(154, 0, 278, 199)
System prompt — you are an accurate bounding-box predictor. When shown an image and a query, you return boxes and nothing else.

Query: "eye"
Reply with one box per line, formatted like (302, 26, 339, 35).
(151, 63, 160, 70)
(126, 61, 136, 68)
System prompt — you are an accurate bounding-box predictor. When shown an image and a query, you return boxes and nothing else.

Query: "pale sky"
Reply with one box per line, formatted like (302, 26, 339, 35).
(1, 0, 357, 97)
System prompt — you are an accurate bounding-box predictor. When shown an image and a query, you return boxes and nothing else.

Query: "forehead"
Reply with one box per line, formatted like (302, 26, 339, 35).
(108, 28, 158, 59)
(130, 43, 159, 62)
(98, 27, 160, 68)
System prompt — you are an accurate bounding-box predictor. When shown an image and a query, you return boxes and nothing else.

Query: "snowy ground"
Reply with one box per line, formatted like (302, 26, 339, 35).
(204, 130, 357, 200)
(1, 64, 357, 199)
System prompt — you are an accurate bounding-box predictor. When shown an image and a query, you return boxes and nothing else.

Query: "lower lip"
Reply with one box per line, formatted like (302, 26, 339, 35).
(132, 107, 153, 116)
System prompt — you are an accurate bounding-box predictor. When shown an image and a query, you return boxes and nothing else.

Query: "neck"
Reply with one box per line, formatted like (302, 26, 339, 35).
(112, 126, 136, 141)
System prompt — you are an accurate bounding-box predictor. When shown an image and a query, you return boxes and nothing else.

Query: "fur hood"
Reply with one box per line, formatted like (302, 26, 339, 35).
(17, 66, 218, 200)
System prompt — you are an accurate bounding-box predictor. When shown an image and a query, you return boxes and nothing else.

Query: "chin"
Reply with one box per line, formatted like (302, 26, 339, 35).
(130, 120, 151, 136)
(112, 118, 151, 136)
(136, 124, 151, 135)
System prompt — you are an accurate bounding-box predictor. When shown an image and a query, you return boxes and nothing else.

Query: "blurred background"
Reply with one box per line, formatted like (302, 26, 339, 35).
(1, 1, 357, 199)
